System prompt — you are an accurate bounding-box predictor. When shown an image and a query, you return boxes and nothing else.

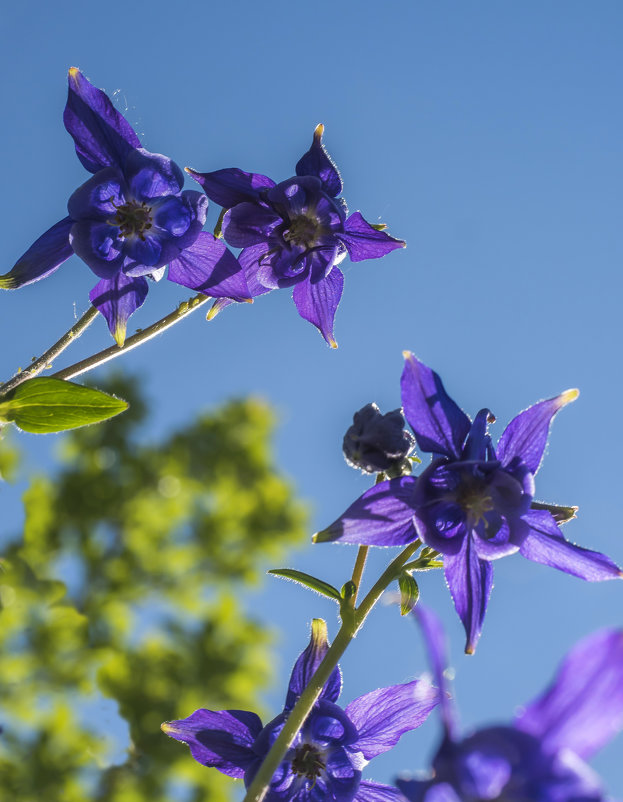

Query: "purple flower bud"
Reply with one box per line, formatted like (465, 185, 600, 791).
(343, 403, 415, 476)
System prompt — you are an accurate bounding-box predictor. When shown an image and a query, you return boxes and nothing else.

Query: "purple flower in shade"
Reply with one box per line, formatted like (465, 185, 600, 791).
(161, 619, 439, 802)
(0, 69, 250, 345)
(187, 124, 406, 347)
(396, 605, 623, 802)
(315, 353, 622, 653)
(343, 403, 416, 476)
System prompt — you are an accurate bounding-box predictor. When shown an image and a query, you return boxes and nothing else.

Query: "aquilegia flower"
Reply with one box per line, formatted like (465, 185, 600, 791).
(187, 124, 405, 346)
(343, 403, 415, 476)
(1, 68, 250, 345)
(162, 619, 439, 801)
(316, 353, 621, 653)
(396, 606, 623, 801)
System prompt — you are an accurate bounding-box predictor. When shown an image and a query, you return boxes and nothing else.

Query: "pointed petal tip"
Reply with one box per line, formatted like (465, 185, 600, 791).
(329, 337, 338, 349)
(160, 721, 177, 735)
(311, 618, 328, 642)
(559, 388, 580, 407)
(402, 350, 414, 360)
(314, 123, 325, 139)
(312, 529, 330, 544)
(206, 304, 221, 321)
(185, 166, 199, 179)
(243, 297, 254, 304)
(465, 643, 475, 655)
(113, 323, 127, 347)
(68, 66, 81, 81)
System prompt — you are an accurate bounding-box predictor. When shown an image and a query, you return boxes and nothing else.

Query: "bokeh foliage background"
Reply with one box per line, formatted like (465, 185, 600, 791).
(0, 377, 307, 801)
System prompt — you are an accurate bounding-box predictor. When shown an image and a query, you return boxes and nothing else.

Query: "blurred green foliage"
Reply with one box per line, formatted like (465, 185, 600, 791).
(0, 376, 308, 800)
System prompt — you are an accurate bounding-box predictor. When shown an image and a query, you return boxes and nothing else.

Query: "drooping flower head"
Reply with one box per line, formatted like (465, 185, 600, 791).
(188, 124, 406, 346)
(343, 403, 415, 476)
(315, 354, 621, 653)
(162, 619, 439, 801)
(1, 69, 250, 344)
(397, 606, 623, 801)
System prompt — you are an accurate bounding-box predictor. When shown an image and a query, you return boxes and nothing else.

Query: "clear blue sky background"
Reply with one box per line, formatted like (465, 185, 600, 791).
(1, 0, 622, 795)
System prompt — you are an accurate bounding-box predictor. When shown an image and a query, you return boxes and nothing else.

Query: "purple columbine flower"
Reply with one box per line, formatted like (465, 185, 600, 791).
(315, 353, 622, 653)
(343, 403, 416, 476)
(187, 124, 405, 347)
(0, 69, 250, 345)
(162, 619, 439, 802)
(396, 606, 623, 802)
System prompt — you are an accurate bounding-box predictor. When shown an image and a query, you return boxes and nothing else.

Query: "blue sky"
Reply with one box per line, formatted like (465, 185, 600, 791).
(1, 0, 622, 794)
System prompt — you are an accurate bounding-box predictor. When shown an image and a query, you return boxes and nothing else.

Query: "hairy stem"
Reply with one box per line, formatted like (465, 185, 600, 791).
(242, 539, 422, 802)
(0, 306, 99, 395)
(52, 294, 211, 382)
(349, 546, 369, 605)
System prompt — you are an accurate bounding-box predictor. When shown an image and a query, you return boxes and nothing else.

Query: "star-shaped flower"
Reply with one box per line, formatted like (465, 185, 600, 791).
(188, 124, 405, 346)
(316, 354, 621, 653)
(1, 69, 250, 344)
(162, 619, 439, 801)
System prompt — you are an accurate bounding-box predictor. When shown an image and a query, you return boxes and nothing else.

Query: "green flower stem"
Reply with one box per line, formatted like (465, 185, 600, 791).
(51, 294, 212, 382)
(242, 538, 422, 802)
(0, 306, 99, 396)
(349, 546, 369, 604)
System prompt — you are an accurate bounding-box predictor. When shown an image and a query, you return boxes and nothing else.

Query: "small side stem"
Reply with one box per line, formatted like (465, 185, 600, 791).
(52, 294, 211, 382)
(242, 538, 422, 802)
(349, 546, 369, 605)
(0, 306, 99, 395)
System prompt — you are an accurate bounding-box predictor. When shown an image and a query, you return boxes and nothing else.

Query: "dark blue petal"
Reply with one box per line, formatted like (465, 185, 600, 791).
(205, 243, 274, 320)
(285, 620, 341, 710)
(161, 708, 263, 778)
(517, 509, 622, 581)
(443, 535, 493, 654)
(124, 233, 163, 267)
(222, 202, 282, 247)
(125, 148, 184, 201)
(496, 390, 579, 474)
(168, 231, 250, 301)
(63, 68, 140, 174)
(187, 167, 276, 208)
(67, 167, 126, 221)
(292, 268, 344, 347)
(400, 354, 471, 459)
(152, 195, 192, 237)
(295, 124, 343, 198)
(413, 605, 459, 740)
(461, 409, 494, 461)
(338, 212, 405, 262)
(1, 217, 73, 289)
(396, 779, 453, 802)
(89, 272, 148, 346)
(515, 628, 623, 760)
(314, 477, 418, 546)
(354, 781, 407, 802)
(70, 220, 124, 278)
(346, 679, 439, 760)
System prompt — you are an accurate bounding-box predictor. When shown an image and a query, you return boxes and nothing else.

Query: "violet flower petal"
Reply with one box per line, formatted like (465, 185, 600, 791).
(444, 536, 493, 654)
(292, 268, 344, 348)
(70, 220, 124, 278)
(284, 619, 341, 710)
(186, 167, 276, 208)
(1, 217, 73, 289)
(67, 167, 126, 221)
(222, 202, 283, 248)
(413, 605, 459, 740)
(63, 68, 140, 174)
(125, 148, 184, 201)
(314, 477, 418, 546)
(205, 243, 274, 320)
(338, 212, 406, 262)
(354, 780, 407, 802)
(519, 509, 622, 581)
(401, 353, 471, 459)
(515, 628, 623, 760)
(161, 708, 263, 778)
(295, 124, 343, 198)
(168, 231, 250, 301)
(496, 390, 579, 474)
(397, 780, 459, 802)
(89, 272, 148, 346)
(346, 679, 439, 760)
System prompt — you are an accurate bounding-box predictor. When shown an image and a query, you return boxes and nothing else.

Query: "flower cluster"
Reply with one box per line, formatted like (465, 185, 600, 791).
(398, 606, 623, 801)
(343, 403, 415, 476)
(316, 354, 622, 652)
(162, 619, 439, 802)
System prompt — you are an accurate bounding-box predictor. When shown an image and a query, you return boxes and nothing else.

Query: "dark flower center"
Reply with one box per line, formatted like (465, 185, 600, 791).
(290, 742, 326, 781)
(283, 214, 325, 249)
(110, 200, 154, 240)
(455, 476, 494, 526)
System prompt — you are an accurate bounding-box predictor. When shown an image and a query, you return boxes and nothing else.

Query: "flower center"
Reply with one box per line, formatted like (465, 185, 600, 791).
(110, 200, 153, 240)
(290, 743, 326, 781)
(283, 214, 324, 249)
(456, 477, 494, 526)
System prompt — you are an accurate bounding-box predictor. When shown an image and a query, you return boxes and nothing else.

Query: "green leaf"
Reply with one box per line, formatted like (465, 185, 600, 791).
(268, 568, 342, 602)
(0, 378, 128, 434)
(398, 571, 420, 616)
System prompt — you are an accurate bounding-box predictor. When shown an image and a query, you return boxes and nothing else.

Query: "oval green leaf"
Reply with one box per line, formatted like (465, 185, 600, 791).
(0, 377, 128, 434)
(398, 571, 420, 616)
(268, 568, 342, 602)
